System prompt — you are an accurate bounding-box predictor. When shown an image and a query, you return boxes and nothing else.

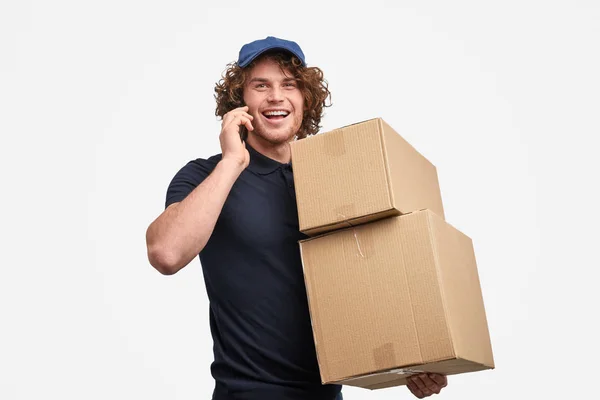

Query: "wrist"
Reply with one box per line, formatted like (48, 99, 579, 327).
(218, 157, 246, 176)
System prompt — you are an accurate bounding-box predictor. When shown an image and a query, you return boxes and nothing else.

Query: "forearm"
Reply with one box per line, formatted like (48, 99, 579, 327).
(146, 159, 244, 274)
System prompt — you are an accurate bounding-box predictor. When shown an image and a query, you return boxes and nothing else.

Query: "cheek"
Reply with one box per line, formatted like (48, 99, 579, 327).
(249, 107, 261, 119)
(245, 102, 261, 119)
(293, 93, 305, 114)
(243, 91, 259, 110)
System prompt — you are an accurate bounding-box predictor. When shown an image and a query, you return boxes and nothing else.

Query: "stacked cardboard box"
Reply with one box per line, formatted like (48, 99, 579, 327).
(290, 118, 494, 390)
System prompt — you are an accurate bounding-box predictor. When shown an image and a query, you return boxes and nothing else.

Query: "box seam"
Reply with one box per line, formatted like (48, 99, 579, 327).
(377, 118, 396, 209)
(425, 211, 456, 359)
(333, 356, 455, 383)
(302, 209, 401, 238)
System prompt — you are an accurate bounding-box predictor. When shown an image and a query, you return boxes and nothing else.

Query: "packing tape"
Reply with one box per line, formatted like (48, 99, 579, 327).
(334, 204, 356, 222)
(353, 229, 365, 258)
(373, 342, 396, 370)
(352, 226, 374, 259)
(323, 129, 346, 157)
(387, 368, 425, 377)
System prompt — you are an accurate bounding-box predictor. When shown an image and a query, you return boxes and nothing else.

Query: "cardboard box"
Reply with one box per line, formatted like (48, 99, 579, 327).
(290, 118, 445, 236)
(298, 209, 494, 389)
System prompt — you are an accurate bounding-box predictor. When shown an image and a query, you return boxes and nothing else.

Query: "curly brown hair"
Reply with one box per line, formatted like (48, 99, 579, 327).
(214, 51, 332, 140)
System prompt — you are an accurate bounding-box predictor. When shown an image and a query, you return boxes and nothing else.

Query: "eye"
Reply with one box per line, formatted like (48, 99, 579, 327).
(283, 81, 297, 88)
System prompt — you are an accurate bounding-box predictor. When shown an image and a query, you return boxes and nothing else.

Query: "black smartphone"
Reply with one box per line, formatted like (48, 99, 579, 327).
(239, 101, 248, 142)
(239, 125, 248, 143)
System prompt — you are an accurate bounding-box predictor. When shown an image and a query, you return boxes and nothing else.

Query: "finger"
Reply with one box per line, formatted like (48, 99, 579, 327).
(406, 381, 424, 399)
(222, 111, 242, 126)
(419, 374, 441, 394)
(411, 375, 432, 396)
(225, 113, 253, 129)
(224, 115, 252, 131)
(231, 110, 253, 120)
(234, 114, 254, 131)
(222, 108, 253, 125)
(429, 373, 447, 388)
(226, 105, 251, 116)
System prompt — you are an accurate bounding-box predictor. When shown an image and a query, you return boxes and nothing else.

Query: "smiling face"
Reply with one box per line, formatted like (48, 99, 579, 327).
(242, 56, 305, 145)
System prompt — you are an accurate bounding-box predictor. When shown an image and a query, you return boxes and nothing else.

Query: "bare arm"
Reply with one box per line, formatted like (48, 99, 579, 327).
(146, 106, 254, 275)
(146, 159, 244, 274)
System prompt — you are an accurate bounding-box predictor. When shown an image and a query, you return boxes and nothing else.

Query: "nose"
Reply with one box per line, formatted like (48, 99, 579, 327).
(267, 86, 284, 102)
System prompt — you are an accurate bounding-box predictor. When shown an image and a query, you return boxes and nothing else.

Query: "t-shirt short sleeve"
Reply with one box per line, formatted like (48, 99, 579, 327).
(165, 158, 218, 209)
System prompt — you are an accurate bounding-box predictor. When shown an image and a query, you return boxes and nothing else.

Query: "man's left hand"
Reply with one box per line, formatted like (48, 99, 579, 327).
(406, 373, 447, 398)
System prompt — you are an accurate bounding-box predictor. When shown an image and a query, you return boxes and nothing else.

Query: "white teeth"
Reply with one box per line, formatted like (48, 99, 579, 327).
(264, 110, 289, 116)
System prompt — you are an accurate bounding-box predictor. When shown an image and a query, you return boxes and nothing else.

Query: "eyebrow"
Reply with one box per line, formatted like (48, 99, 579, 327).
(248, 78, 268, 84)
(247, 77, 297, 84)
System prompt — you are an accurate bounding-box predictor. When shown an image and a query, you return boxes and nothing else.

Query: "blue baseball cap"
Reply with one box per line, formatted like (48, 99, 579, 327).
(237, 36, 306, 68)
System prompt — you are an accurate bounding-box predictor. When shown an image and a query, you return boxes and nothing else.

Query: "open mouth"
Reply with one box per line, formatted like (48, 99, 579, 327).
(262, 110, 290, 121)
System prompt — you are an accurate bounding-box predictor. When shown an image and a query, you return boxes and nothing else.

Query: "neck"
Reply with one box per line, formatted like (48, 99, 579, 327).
(246, 134, 293, 164)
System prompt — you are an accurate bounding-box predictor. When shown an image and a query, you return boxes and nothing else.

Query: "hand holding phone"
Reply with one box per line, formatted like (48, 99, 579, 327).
(219, 106, 254, 168)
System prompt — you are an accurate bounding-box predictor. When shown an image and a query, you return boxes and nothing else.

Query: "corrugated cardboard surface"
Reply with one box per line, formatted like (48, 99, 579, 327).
(290, 118, 444, 236)
(429, 215, 495, 369)
(379, 119, 445, 221)
(299, 210, 493, 389)
(291, 119, 392, 235)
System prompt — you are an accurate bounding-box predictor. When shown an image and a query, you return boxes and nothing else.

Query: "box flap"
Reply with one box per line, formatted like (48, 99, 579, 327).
(380, 119, 446, 220)
(428, 211, 495, 369)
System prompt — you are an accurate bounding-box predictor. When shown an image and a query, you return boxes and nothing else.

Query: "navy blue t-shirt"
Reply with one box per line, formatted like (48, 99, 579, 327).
(165, 144, 342, 400)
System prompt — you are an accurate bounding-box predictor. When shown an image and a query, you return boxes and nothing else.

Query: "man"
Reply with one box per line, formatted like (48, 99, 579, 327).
(146, 36, 448, 400)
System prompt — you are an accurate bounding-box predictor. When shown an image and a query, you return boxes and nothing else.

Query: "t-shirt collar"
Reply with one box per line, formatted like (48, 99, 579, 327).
(246, 143, 291, 175)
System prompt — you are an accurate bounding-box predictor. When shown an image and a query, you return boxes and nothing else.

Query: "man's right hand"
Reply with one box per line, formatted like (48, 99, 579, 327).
(219, 106, 254, 169)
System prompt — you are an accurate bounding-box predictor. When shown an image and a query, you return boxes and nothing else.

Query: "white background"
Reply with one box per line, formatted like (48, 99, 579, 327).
(1, 1, 599, 399)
